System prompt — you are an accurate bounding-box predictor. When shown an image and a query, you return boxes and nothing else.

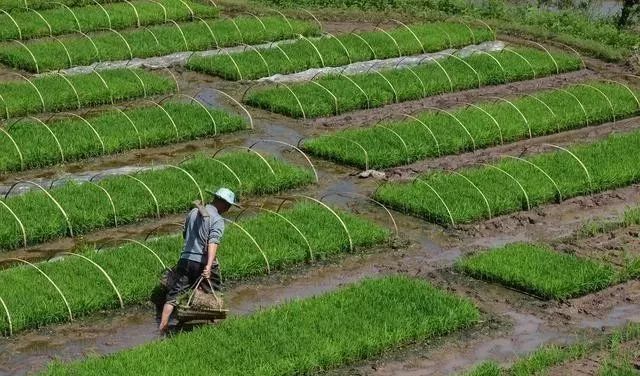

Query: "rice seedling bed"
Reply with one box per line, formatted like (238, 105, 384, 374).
(374, 129, 640, 225)
(0, 0, 219, 42)
(456, 243, 617, 300)
(302, 82, 640, 169)
(0, 202, 390, 334)
(0, 102, 248, 173)
(0, 0, 122, 11)
(0, 68, 175, 119)
(244, 47, 582, 118)
(0, 16, 319, 72)
(186, 22, 494, 80)
(42, 276, 479, 375)
(0, 152, 314, 251)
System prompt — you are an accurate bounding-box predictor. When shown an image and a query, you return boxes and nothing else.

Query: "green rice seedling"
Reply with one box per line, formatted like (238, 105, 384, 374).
(0, 202, 390, 334)
(0, 16, 319, 72)
(456, 243, 616, 300)
(303, 82, 639, 169)
(374, 130, 640, 225)
(0, 69, 175, 119)
(244, 47, 582, 118)
(0, 102, 247, 173)
(42, 276, 479, 375)
(462, 362, 502, 376)
(0, 0, 218, 41)
(186, 22, 494, 80)
(0, 152, 315, 250)
(0, 0, 122, 11)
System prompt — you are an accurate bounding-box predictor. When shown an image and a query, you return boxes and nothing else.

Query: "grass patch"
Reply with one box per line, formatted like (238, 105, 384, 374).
(375, 130, 640, 225)
(244, 47, 582, 118)
(0, 16, 319, 72)
(0, 202, 390, 334)
(0, 152, 314, 251)
(0, 0, 218, 41)
(302, 82, 639, 169)
(456, 243, 616, 300)
(42, 275, 479, 375)
(0, 0, 123, 11)
(0, 102, 247, 173)
(0, 68, 175, 119)
(186, 22, 494, 80)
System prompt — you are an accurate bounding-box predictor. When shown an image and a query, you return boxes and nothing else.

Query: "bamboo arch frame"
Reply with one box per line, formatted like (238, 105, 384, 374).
(276, 195, 353, 252)
(376, 124, 410, 163)
(413, 178, 455, 226)
(298, 34, 325, 67)
(4, 180, 74, 236)
(370, 68, 398, 103)
(522, 94, 557, 131)
(300, 8, 323, 32)
(168, 20, 189, 50)
(391, 19, 425, 53)
(474, 50, 505, 80)
(489, 97, 531, 138)
(77, 31, 101, 61)
(242, 43, 271, 76)
(126, 67, 148, 97)
(603, 79, 639, 109)
(103, 28, 133, 59)
(418, 55, 454, 92)
(165, 164, 204, 203)
(374, 27, 402, 57)
(271, 42, 292, 62)
(461, 102, 503, 144)
(224, 218, 270, 273)
(323, 32, 352, 64)
(207, 157, 243, 189)
(120, 238, 167, 269)
(309, 80, 338, 115)
(402, 113, 441, 155)
(248, 139, 319, 182)
(223, 16, 244, 43)
(124, 173, 161, 218)
(200, 88, 254, 129)
(502, 155, 563, 202)
(29, 8, 53, 36)
(195, 17, 218, 48)
(244, 12, 266, 31)
(0, 127, 25, 170)
(10, 73, 45, 112)
(159, 93, 219, 135)
(53, 2, 82, 32)
(526, 41, 559, 74)
(544, 143, 592, 192)
(122, 0, 141, 27)
(9, 258, 73, 321)
(320, 191, 399, 238)
(448, 170, 492, 219)
(217, 49, 243, 80)
(350, 32, 377, 59)
(0, 93, 9, 119)
(577, 83, 616, 122)
(90, 69, 115, 104)
(337, 73, 369, 108)
(61, 252, 124, 309)
(11, 40, 38, 73)
(481, 163, 531, 210)
(555, 88, 589, 125)
(139, 99, 179, 139)
(275, 81, 305, 119)
(87, 181, 118, 226)
(92, 0, 112, 27)
(9, 116, 64, 161)
(441, 52, 481, 88)
(433, 24, 453, 48)
(211, 145, 276, 176)
(446, 18, 476, 44)
(59, 112, 106, 153)
(51, 72, 81, 109)
(0, 295, 12, 336)
(425, 106, 476, 150)
(270, 9, 293, 32)
(0, 10, 22, 39)
(316, 135, 369, 170)
(502, 47, 536, 78)
(0, 200, 27, 248)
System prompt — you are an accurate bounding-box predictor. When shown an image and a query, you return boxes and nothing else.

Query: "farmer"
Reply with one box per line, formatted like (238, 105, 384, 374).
(158, 187, 238, 332)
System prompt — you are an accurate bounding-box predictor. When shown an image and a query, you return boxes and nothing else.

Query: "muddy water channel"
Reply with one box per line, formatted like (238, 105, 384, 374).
(1, 20, 640, 376)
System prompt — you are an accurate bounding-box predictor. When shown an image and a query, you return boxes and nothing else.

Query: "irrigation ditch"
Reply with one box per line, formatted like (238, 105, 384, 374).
(0, 2, 639, 375)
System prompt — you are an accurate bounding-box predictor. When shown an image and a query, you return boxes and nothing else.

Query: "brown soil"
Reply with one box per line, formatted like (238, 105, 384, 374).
(545, 339, 640, 376)
(559, 225, 640, 267)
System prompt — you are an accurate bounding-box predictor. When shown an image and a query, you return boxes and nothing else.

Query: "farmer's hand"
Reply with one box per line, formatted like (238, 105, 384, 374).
(202, 267, 211, 279)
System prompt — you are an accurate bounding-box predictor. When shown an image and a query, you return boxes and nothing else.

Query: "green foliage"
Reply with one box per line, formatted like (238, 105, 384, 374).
(43, 276, 479, 375)
(456, 243, 616, 300)
(0, 202, 390, 334)
(245, 47, 582, 118)
(0, 16, 319, 72)
(0, 152, 314, 251)
(375, 130, 640, 225)
(0, 69, 175, 119)
(0, 0, 121, 11)
(187, 22, 494, 80)
(303, 82, 639, 169)
(0, 0, 218, 41)
(0, 102, 247, 173)
(462, 361, 502, 376)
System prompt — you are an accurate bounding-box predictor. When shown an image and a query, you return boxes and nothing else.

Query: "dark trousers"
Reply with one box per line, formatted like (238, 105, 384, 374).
(165, 258, 221, 306)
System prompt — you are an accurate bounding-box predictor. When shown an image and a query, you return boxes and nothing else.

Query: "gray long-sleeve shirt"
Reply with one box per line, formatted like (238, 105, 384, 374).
(180, 205, 225, 264)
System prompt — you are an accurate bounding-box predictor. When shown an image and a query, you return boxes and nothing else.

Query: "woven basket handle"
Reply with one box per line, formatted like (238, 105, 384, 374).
(186, 276, 222, 308)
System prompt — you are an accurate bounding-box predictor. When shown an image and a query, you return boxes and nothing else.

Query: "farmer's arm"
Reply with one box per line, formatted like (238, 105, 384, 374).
(203, 219, 225, 278)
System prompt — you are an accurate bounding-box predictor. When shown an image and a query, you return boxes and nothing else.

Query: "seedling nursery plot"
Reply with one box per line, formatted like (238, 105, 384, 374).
(0, 152, 314, 250)
(374, 129, 640, 225)
(244, 47, 582, 118)
(0, 16, 319, 72)
(0, 0, 219, 41)
(303, 82, 640, 169)
(0, 102, 248, 173)
(456, 243, 617, 300)
(0, 202, 390, 334)
(0, 0, 124, 11)
(0, 68, 175, 119)
(186, 22, 494, 80)
(42, 276, 479, 376)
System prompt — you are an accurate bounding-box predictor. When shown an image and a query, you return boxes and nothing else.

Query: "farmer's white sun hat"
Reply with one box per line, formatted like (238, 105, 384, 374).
(207, 187, 239, 207)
